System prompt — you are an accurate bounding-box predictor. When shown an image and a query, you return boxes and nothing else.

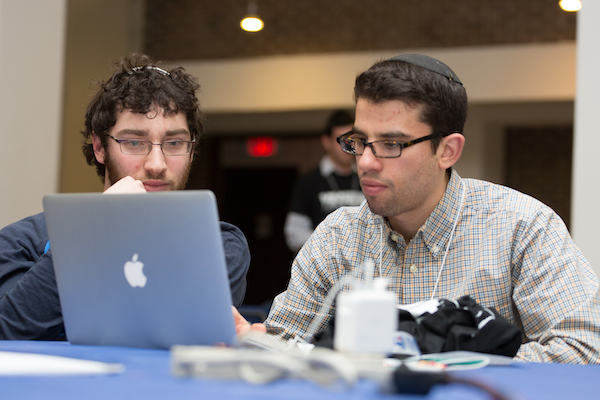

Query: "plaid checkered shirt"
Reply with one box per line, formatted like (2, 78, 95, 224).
(265, 169, 600, 363)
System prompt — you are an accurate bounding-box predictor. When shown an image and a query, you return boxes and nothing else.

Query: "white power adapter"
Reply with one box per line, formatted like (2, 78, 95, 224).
(333, 275, 397, 354)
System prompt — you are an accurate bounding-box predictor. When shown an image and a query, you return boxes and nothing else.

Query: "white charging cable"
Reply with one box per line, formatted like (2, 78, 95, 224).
(303, 273, 357, 343)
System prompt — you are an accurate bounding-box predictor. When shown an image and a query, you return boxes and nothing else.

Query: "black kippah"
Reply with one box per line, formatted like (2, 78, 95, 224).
(388, 54, 463, 85)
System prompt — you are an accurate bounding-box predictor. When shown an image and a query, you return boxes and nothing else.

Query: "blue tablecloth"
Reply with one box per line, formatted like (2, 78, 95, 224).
(0, 340, 598, 399)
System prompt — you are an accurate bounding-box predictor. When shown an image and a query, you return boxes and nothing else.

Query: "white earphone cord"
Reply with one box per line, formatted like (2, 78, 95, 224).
(430, 179, 465, 300)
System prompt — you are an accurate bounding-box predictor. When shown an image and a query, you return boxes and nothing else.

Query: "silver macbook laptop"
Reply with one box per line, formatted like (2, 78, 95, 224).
(43, 190, 237, 349)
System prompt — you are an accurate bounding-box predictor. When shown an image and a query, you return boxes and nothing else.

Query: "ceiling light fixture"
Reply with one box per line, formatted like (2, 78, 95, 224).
(240, 1, 264, 32)
(559, 0, 582, 12)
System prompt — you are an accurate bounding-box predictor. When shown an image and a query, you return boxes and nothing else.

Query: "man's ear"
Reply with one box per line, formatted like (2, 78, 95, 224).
(91, 132, 106, 165)
(438, 133, 465, 170)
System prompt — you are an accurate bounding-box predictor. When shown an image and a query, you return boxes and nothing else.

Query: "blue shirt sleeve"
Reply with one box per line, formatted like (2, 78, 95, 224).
(0, 213, 65, 340)
(219, 221, 250, 308)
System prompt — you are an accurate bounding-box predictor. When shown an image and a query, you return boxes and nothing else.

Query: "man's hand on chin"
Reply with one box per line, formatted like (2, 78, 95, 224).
(103, 176, 147, 194)
(232, 305, 267, 337)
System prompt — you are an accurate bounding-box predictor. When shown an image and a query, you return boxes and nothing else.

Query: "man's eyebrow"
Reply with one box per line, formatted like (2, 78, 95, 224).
(113, 128, 191, 138)
(115, 129, 147, 137)
(350, 128, 411, 140)
(164, 129, 191, 138)
(379, 132, 412, 140)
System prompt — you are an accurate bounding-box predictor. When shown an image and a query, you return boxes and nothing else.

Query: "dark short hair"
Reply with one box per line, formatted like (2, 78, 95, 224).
(353, 57, 467, 151)
(81, 53, 205, 179)
(324, 110, 353, 137)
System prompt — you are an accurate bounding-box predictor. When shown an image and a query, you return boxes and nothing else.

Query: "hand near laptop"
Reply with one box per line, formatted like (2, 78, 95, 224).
(232, 306, 267, 336)
(103, 176, 147, 194)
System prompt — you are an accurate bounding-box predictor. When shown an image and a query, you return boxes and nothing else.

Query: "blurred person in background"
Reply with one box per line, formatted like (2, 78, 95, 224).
(284, 110, 364, 252)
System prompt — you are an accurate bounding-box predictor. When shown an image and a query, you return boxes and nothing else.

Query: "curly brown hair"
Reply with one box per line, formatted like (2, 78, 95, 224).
(81, 53, 205, 179)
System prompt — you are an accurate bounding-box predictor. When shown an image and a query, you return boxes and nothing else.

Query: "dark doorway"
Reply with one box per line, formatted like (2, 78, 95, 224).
(504, 126, 572, 229)
(220, 168, 297, 306)
(186, 136, 317, 307)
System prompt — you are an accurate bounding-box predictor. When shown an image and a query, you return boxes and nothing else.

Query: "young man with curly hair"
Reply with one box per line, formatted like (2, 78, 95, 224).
(0, 53, 250, 340)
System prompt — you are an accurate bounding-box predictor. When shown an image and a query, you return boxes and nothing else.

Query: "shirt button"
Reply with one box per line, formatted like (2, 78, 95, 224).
(410, 265, 418, 273)
(431, 245, 440, 253)
(391, 234, 399, 242)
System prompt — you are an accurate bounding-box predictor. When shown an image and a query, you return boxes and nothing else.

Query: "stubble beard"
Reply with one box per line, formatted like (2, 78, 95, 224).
(364, 193, 400, 218)
(360, 173, 422, 220)
(105, 154, 192, 191)
(359, 175, 399, 218)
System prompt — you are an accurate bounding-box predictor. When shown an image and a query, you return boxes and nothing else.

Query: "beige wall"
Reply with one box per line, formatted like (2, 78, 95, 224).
(178, 43, 576, 114)
(60, 0, 144, 194)
(573, 4, 600, 276)
(0, 0, 66, 228)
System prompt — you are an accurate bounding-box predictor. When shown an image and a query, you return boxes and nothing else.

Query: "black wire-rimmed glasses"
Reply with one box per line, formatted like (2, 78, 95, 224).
(108, 135, 195, 156)
(336, 131, 450, 158)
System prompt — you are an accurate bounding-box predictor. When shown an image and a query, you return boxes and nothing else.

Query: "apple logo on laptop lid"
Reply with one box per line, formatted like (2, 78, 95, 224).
(124, 254, 147, 288)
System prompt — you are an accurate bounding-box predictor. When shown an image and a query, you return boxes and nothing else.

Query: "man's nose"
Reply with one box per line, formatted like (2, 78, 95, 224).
(357, 144, 382, 172)
(144, 145, 168, 174)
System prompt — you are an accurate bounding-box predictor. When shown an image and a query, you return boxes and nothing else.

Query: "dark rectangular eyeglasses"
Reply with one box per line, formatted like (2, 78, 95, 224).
(336, 131, 450, 158)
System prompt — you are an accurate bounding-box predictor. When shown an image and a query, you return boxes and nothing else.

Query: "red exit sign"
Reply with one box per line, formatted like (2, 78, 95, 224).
(246, 136, 277, 157)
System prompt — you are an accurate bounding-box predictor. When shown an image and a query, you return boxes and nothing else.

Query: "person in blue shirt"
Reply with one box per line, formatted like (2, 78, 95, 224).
(0, 53, 251, 340)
